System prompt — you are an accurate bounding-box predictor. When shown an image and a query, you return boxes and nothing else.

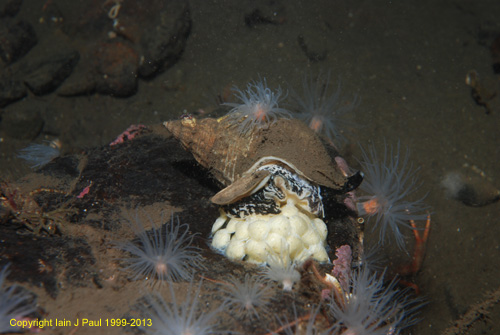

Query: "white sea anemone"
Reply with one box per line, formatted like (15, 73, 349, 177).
(221, 273, 274, 320)
(224, 77, 292, 134)
(356, 142, 428, 250)
(329, 266, 423, 335)
(292, 72, 358, 147)
(117, 211, 205, 285)
(262, 252, 301, 291)
(17, 141, 61, 169)
(0, 264, 37, 333)
(141, 281, 222, 335)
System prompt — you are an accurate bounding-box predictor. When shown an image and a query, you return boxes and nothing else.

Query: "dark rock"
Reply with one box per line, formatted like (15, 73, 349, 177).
(55, 0, 191, 98)
(0, 74, 26, 107)
(23, 50, 79, 95)
(138, 1, 191, 78)
(58, 40, 140, 97)
(1, 107, 43, 140)
(0, 0, 22, 18)
(0, 224, 97, 298)
(0, 35, 79, 104)
(56, 64, 97, 96)
(244, 1, 286, 27)
(0, 18, 37, 64)
(94, 41, 139, 97)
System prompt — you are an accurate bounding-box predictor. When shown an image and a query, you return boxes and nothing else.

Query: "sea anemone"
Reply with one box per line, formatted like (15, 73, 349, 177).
(141, 281, 222, 335)
(357, 244, 385, 274)
(223, 77, 292, 134)
(117, 211, 205, 285)
(356, 142, 428, 250)
(17, 140, 61, 169)
(328, 266, 423, 335)
(262, 252, 301, 291)
(0, 264, 37, 333)
(221, 273, 274, 320)
(292, 72, 358, 147)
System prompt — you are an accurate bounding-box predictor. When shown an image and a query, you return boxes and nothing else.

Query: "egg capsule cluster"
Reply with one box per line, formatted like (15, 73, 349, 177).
(211, 198, 328, 264)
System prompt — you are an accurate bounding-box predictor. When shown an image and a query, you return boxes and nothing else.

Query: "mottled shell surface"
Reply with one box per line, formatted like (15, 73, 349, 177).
(164, 117, 349, 204)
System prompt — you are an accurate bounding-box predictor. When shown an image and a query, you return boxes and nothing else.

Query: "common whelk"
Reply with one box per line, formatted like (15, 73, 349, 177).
(164, 115, 362, 264)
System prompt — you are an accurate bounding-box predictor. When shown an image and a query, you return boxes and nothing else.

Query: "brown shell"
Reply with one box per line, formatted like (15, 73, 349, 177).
(164, 117, 349, 204)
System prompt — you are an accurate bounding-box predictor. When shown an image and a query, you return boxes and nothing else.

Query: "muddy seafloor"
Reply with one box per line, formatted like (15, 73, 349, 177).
(2, 123, 364, 335)
(1, 0, 500, 335)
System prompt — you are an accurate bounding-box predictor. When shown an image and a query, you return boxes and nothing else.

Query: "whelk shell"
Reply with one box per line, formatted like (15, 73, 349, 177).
(164, 116, 360, 205)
